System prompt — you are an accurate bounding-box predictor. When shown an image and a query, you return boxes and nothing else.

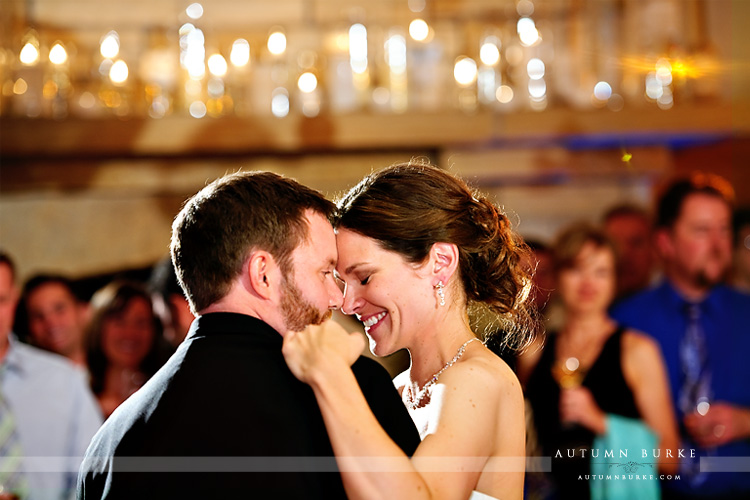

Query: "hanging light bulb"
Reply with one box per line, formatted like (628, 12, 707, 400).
(20, 42, 40, 65)
(230, 39, 250, 67)
(268, 31, 287, 55)
(208, 54, 228, 77)
(109, 60, 129, 84)
(480, 36, 501, 66)
(297, 72, 318, 93)
(49, 42, 68, 65)
(454, 57, 478, 86)
(349, 23, 368, 74)
(100, 31, 120, 59)
(409, 19, 429, 41)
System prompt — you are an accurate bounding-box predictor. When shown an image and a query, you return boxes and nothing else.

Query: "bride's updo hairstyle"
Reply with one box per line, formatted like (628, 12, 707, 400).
(336, 160, 537, 352)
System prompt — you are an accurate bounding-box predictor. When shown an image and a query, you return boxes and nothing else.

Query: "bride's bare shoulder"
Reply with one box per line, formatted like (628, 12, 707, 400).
(447, 348, 522, 401)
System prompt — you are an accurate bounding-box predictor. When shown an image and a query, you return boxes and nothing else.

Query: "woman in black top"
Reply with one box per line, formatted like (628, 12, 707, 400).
(518, 223, 679, 499)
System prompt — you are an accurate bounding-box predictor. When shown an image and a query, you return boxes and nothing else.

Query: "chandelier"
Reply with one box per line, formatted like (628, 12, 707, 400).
(0, 0, 723, 121)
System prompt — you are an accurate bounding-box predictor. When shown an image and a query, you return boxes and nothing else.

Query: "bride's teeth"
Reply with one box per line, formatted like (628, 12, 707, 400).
(364, 312, 386, 328)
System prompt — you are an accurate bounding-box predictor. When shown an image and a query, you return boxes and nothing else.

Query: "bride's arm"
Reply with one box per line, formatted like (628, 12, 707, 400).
(283, 323, 524, 500)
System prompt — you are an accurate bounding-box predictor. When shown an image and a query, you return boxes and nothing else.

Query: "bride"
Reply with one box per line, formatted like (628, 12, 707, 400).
(283, 162, 537, 500)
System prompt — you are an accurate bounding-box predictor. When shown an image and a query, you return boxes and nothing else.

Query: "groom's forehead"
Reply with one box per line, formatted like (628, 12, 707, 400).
(294, 213, 338, 264)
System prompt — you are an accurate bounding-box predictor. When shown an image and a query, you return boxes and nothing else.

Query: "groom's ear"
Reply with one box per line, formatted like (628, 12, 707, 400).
(246, 251, 280, 300)
(429, 242, 460, 281)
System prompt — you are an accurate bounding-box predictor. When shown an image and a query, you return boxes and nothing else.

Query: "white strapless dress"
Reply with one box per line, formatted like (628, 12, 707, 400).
(469, 491, 500, 500)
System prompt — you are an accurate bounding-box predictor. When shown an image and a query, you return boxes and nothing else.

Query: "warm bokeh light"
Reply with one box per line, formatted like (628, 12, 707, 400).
(409, 19, 429, 41)
(207, 54, 228, 77)
(480, 39, 500, 66)
(297, 72, 318, 93)
(109, 59, 129, 84)
(657, 87, 673, 110)
(518, 18, 540, 46)
(79, 91, 96, 109)
(517, 0, 535, 16)
(230, 39, 250, 67)
(656, 58, 673, 84)
(645, 72, 663, 100)
(19, 42, 39, 65)
(372, 86, 390, 106)
(186, 3, 204, 20)
(49, 43, 68, 65)
(386, 35, 406, 74)
(208, 79, 224, 98)
(528, 79, 546, 98)
(182, 26, 206, 79)
(349, 24, 368, 74)
(593, 81, 612, 100)
(0, 2, 724, 120)
(408, 0, 425, 13)
(271, 88, 290, 117)
(496, 85, 514, 103)
(189, 100, 207, 118)
(454, 57, 477, 86)
(13, 78, 28, 95)
(100, 32, 120, 59)
(527, 58, 545, 80)
(302, 99, 320, 118)
(268, 31, 287, 55)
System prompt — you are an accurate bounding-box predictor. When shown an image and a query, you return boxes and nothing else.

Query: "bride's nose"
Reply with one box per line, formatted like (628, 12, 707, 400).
(340, 287, 363, 316)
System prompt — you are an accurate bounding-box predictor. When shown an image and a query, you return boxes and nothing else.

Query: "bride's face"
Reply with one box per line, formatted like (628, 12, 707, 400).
(335, 228, 433, 356)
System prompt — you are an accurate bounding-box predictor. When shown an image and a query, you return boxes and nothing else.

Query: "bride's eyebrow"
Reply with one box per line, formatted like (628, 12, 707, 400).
(344, 262, 369, 275)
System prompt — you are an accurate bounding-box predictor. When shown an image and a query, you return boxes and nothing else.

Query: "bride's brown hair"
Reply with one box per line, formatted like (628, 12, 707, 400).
(336, 160, 539, 352)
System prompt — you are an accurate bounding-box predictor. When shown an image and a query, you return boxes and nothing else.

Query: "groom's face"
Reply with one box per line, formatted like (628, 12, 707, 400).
(280, 211, 343, 332)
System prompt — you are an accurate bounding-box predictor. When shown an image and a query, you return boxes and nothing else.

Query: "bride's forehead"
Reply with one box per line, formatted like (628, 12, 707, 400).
(335, 228, 368, 246)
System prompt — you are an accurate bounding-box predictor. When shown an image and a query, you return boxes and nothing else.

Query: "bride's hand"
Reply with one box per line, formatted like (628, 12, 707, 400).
(282, 320, 365, 384)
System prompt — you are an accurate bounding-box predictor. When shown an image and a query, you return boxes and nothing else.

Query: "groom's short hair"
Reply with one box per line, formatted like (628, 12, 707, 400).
(171, 171, 336, 313)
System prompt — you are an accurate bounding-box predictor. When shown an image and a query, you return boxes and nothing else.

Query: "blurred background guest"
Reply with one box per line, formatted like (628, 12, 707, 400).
(518, 223, 678, 500)
(148, 257, 194, 348)
(85, 281, 171, 418)
(525, 239, 557, 314)
(602, 204, 659, 302)
(731, 208, 750, 293)
(0, 251, 102, 500)
(612, 173, 750, 500)
(525, 239, 563, 333)
(19, 274, 90, 368)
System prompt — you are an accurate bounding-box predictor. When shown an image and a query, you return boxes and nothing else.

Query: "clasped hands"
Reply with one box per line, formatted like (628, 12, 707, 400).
(282, 320, 366, 384)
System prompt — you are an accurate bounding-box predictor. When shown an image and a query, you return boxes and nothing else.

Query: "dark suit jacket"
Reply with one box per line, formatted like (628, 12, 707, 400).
(78, 312, 420, 499)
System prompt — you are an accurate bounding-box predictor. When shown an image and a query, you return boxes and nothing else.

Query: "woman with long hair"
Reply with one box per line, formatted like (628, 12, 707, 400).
(85, 281, 170, 418)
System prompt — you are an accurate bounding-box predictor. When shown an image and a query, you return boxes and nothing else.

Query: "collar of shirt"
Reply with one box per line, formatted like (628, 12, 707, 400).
(1, 335, 29, 380)
(187, 312, 283, 348)
(660, 279, 725, 317)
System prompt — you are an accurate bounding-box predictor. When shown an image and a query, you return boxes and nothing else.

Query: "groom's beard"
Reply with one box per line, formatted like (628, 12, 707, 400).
(280, 274, 332, 332)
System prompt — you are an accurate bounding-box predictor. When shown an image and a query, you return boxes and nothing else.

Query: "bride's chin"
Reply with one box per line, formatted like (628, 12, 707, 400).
(368, 339, 394, 358)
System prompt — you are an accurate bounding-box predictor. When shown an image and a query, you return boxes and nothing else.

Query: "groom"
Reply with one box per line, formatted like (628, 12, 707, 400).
(78, 171, 420, 499)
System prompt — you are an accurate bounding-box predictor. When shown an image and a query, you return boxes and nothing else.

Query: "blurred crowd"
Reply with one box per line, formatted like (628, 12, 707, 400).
(0, 170, 748, 500)
(520, 173, 749, 500)
(0, 254, 191, 500)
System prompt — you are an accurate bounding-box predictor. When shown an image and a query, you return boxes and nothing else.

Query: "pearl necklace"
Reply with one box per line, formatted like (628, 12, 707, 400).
(405, 338, 481, 410)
